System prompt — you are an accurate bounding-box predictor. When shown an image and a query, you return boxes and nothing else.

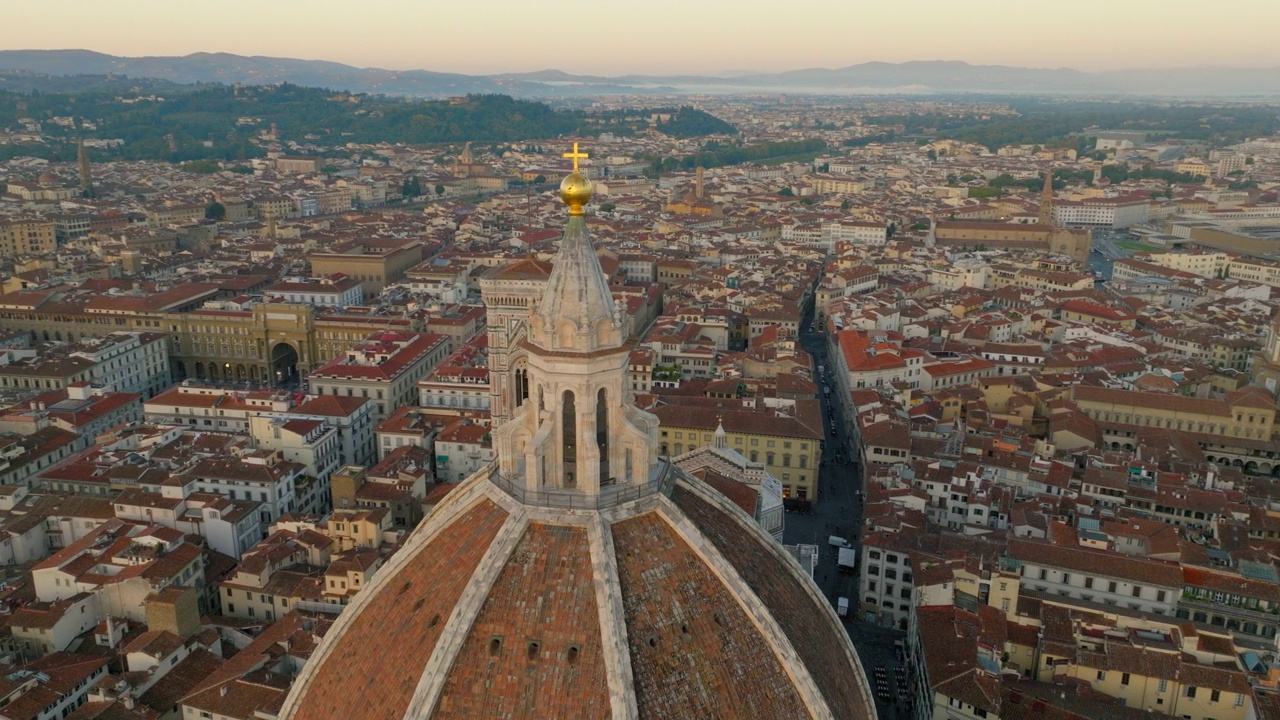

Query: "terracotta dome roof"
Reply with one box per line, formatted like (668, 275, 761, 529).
(279, 463, 876, 719)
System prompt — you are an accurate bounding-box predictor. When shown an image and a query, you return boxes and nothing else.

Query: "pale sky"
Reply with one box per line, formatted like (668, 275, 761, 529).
(4, 0, 1279, 76)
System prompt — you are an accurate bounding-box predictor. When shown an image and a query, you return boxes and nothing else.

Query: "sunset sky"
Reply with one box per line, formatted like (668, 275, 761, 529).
(4, 0, 1278, 76)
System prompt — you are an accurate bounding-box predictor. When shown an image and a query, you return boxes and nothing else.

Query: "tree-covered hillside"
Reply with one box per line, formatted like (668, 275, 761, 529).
(864, 99, 1280, 151)
(0, 84, 737, 163)
(658, 107, 738, 138)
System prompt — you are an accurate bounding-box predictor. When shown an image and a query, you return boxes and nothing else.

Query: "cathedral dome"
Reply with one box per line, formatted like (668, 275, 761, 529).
(278, 464, 877, 719)
(279, 147, 876, 719)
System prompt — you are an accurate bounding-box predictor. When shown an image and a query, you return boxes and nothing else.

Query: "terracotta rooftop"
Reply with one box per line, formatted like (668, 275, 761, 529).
(279, 467, 874, 719)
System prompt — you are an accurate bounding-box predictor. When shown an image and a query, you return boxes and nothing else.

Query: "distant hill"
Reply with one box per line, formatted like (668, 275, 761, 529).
(0, 50, 680, 98)
(0, 50, 1277, 97)
(0, 80, 739, 164)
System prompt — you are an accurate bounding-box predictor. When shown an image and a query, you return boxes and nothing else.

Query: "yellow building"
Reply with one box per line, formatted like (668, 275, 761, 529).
(1033, 604, 1254, 720)
(1176, 159, 1212, 178)
(1140, 250, 1230, 278)
(650, 401, 824, 501)
(325, 507, 391, 552)
(1073, 385, 1274, 441)
(145, 202, 206, 227)
(0, 217, 56, 256)
(0, 215, 56, 257)
(1227, 256, 1280, 287)
(1071, 385, 1279, 470)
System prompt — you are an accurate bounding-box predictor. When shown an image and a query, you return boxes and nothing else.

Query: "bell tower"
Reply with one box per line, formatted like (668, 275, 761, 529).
(1037, 170, 1055, 225)
(491, 144, 659, 497)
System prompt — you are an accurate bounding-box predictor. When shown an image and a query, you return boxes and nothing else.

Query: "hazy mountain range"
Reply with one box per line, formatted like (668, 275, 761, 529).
(1, 50, 1278, 98)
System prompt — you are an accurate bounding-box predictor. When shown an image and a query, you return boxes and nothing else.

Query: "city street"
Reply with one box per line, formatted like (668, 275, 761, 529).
(784, 304, 864, 617)
(1089, 228, 1146, 280)
(787, 302, 913, 720)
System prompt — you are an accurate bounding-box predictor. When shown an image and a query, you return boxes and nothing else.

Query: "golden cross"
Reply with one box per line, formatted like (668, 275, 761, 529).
(563, 142, 588, 172)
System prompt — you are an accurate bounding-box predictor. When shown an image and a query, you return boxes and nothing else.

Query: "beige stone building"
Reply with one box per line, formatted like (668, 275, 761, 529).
(934, 221, 1091, 263)
(0, 293, 422, 387)
(276, 155, 321, 173)
(1072, 385, 1280, 473)
(309, 331, 450, 421)
(308, 239, 425, 295)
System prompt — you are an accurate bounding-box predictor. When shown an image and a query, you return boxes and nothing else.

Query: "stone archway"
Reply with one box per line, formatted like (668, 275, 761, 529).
(270, 343, 300, 386)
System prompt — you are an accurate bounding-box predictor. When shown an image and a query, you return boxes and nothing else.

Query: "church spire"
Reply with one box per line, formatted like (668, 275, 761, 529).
(491, 142, 660, 498)
(77, 139, 93, 196)
(1038, 170, 1054, 225)
(531, 143, 623, 354)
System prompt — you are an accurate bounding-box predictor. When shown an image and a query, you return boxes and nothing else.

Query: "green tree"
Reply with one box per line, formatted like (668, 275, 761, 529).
(1100, 165, 1129, 184)
(435, 184, 445, 196)
(204, 201, 226, 221)
(533, 175, 547, 184)
(840, 200, 851, 210)
(887, 222, 897, 238)
(182, 159, 221, 174)
(777, 187, 794, 197)
(599, 202, 616, 212)
(926, 149, 937, 161)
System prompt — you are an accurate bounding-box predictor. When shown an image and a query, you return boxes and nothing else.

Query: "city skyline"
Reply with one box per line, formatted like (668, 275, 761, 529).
(4, 0, 1280, 76)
